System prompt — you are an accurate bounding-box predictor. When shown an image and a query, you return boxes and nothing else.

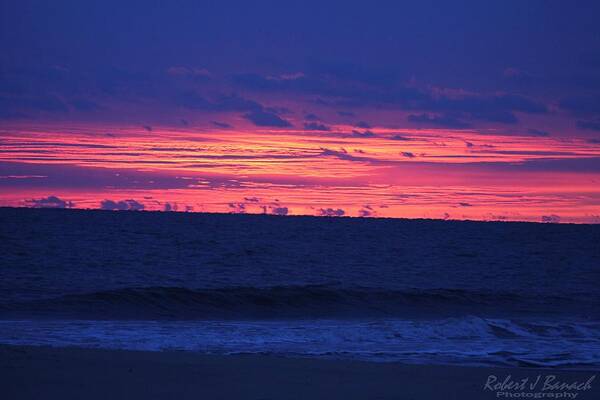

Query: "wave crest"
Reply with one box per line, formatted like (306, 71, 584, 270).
(2, 285, 596, 320)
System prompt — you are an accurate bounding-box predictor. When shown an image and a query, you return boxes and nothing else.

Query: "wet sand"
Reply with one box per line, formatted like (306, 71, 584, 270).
(1, 345, 598, 400)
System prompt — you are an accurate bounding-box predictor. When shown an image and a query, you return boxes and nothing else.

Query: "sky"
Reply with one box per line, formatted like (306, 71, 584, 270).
(1, 1, 600, 222)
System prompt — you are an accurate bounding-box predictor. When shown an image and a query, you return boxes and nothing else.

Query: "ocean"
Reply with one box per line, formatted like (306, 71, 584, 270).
(1, 208, 599, 368)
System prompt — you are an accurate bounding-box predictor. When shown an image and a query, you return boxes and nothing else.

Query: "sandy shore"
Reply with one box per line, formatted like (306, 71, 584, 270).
(1, 345, 598, 400)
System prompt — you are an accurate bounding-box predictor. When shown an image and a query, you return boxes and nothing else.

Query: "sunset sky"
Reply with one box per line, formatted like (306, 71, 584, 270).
(1, 1, 600, 222)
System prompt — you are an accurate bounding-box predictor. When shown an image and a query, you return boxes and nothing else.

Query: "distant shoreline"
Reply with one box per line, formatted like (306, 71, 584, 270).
(0, 205, 594, 225)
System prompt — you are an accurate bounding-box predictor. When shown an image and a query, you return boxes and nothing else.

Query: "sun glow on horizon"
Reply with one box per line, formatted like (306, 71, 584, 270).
(1, 122, 599, 223)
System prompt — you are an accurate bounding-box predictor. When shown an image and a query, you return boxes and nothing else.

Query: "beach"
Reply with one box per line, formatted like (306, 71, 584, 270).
(3, 2, 600, 398)
(2, 345, 598, 400)
(1, 208, 599, 399)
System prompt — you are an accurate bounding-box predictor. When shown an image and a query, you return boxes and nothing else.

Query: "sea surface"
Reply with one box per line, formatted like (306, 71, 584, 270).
(1, 208, 599, 368)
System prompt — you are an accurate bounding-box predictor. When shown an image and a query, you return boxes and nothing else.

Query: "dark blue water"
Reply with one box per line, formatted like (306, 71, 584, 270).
(1, 208, 599, 367)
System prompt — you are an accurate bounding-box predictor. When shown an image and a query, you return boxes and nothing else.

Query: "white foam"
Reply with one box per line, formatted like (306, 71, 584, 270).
(1, 317, 599, 368)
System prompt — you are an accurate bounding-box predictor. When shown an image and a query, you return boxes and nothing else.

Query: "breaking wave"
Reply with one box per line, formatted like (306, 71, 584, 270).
(1, 285, 597, 320)
(1, 317, 599, 368)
